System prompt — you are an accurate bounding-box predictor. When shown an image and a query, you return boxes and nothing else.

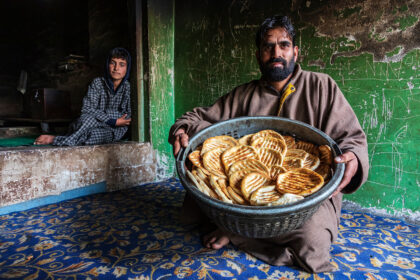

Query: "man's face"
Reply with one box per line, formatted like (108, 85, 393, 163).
(108, 57, 127, 82)
(256, 27, 298, 82)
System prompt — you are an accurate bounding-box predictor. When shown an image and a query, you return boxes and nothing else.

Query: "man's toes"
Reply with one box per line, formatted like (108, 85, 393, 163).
(211, 236, 230, 250)
(211, 241, 223, 250)
(203, 235, 217, 248)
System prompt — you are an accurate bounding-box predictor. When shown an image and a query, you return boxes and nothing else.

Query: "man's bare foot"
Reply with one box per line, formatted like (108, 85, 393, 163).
(34, 135, 55, 145)
(202, 228, 231, 249)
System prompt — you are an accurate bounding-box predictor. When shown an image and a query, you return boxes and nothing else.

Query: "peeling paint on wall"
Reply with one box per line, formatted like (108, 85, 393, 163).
(297, 0, 420, 62)
(148, 0, 175, 178)
(154, 150, 173, 181)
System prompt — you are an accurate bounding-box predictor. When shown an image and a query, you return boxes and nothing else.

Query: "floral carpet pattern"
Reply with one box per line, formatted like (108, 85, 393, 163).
(0, 178, 418, 279)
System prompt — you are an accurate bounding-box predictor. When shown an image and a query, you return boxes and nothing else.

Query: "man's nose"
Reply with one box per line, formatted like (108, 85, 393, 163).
(272, 44, 282, 58)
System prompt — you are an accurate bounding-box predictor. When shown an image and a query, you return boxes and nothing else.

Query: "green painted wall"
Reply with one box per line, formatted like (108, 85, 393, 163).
(167, 0, 419, 215)
(299, 34, 419, 214)
(147, 0, 175, 178)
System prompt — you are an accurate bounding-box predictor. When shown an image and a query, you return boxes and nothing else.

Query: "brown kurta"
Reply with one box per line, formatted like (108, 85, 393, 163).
(169, 64, 369, 272)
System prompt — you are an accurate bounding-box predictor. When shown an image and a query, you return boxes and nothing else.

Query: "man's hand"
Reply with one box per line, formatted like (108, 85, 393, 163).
(331, 151, 358, 197)
(116, 114, 131, 127)
(173, 128, 189, 156)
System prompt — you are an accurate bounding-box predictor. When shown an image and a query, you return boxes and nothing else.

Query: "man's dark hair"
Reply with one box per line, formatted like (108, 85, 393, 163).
(255, 15, 296, 49)
(109, 47, 129, 62)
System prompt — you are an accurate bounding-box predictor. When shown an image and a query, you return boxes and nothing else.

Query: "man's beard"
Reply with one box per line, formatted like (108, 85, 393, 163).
(260, 55, 295, 82)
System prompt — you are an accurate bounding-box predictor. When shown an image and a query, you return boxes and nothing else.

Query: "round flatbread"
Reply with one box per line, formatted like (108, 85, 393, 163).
(241, 172, 271, 201)
(209, 175, 233, 203)
(270, 165, 287, 180)
(295, 140, 319, 156)
(227, 186, 247, 205)
(228, 158, 269, 176)
(249, 185, 282, 206)
(188, 150, 208, 173)
(302, 153, 320, 170)
(282, 156, 304, 170)
(256, 148, 283, 168)
(202, 147, 227, 178)
(314, 163, 332, 180)
(269, 193, 304, 206)
(229, 168, 258, 190)
(276, 168, 324, 196)
(250, 129, 285, 143)
(318, 145, 333, 165)
(282, 135, 296, 148)
(286, 149, 308, 159)
(250, 186, 304, 206)
(221, 145, 259, 173)
(251, 136, 287, 156)
(201, 135, 238, 155)
(238, 134, 254, 145)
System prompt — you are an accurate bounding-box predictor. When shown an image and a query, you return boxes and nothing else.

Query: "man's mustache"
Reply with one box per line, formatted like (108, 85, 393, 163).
(267, 57, 287, 65)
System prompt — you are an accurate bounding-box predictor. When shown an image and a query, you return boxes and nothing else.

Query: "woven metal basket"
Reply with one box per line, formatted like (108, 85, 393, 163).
(176, 116, 345, 238)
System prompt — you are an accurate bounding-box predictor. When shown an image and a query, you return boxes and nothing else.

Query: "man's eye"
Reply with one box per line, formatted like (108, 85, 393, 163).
(263, 44, 274, 51)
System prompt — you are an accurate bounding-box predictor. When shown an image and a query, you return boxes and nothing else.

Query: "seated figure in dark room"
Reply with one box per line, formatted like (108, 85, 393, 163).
(34, 47, 131, 146)
(168, 16, 369, 273)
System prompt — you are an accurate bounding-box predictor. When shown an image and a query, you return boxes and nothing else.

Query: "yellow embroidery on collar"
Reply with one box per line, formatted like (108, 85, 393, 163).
(277, 83, 296, 116)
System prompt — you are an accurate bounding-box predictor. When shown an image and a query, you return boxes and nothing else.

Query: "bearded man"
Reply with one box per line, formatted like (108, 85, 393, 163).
(168, 16, 369, 273)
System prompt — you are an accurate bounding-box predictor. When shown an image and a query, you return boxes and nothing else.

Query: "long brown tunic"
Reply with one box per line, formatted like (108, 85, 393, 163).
(169, 64, 369, 272)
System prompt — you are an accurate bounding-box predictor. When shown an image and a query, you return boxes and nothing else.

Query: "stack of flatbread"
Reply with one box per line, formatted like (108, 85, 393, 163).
(186, 130, 334, 206)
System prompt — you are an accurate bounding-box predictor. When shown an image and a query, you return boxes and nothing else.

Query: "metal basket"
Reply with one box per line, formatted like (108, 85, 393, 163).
(176, 116, 345, 238)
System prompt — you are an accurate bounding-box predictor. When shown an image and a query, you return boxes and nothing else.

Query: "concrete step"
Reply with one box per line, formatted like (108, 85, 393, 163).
(0, 142, 157, 208)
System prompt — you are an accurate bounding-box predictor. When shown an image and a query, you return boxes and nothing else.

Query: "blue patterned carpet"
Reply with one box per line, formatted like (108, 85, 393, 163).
(0, 178, 419, 279)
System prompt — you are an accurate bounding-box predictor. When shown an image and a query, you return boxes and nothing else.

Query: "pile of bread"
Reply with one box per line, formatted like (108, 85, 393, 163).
(186, 129, 334, 206)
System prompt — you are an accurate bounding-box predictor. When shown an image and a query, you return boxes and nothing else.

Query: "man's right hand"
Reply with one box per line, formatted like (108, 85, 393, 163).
(173, 128, 189, 156)
(116, 114, 131, 126)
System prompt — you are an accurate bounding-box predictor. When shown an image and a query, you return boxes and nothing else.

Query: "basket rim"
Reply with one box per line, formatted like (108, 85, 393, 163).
(176, 116, 345, 217)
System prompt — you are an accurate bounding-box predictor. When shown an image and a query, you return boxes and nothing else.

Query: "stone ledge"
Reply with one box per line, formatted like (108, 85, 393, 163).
(0, 126, 40, 138)
(0, 142, 157, 207)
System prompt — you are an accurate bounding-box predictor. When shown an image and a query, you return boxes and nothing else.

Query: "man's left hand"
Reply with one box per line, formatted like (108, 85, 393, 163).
(331, 151, 358, 197)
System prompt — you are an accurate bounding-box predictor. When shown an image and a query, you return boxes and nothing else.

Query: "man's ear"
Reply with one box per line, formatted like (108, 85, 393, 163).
(293, 46, 299, 62)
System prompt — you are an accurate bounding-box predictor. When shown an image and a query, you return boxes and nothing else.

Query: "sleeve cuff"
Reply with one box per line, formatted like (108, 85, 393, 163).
(106, 118, 117, 127)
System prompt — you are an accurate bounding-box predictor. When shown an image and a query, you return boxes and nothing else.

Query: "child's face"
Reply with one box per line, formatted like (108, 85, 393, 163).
(108, 57, 127, 82)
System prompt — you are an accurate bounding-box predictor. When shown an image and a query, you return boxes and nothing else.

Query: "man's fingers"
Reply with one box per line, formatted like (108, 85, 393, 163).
(331, 164, 354, 197)
(173, 129, 187, 156)
(331, 153, 358, 197)
(180, 133, 189, 148)
(173, 139, 181, 156)
(334, 151, 356, 164)
(332, 173, 352, 197)
(118, 114, 128, 121)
